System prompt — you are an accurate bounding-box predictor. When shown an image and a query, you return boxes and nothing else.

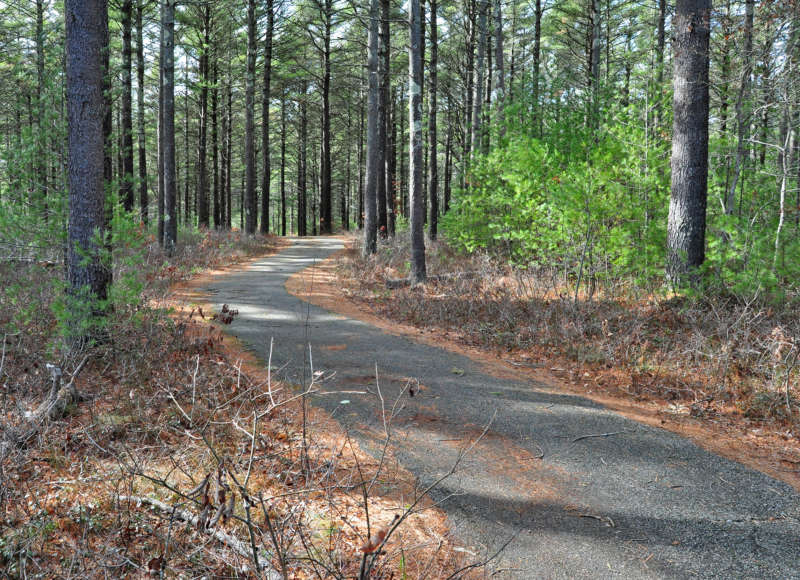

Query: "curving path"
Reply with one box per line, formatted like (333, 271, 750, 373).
(203, 237, 800, 579)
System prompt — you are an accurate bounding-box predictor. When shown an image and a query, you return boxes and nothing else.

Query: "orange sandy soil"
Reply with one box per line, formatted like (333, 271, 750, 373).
(285, 238, 800, 494)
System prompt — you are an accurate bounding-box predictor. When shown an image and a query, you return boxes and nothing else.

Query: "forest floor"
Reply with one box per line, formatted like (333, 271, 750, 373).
(0, 231, 463, 579)
(322, 233, 800, 493)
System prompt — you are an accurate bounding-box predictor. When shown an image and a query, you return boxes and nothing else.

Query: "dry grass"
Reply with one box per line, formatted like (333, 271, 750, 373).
(337, 233, 799, 433)
(0, 230, 470, 578)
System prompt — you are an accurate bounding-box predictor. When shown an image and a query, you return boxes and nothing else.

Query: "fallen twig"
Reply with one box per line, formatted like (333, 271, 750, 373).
(571, 430, 630, 443)
(120, 495, 282, 579)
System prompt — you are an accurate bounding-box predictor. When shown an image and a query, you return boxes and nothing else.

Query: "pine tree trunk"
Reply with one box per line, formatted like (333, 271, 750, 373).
(65, 0, 111, 311)
(162, 0, 177, 252)
(725, 0, 754, 215)
(281, 93, 287, 236)
(121, 0, 134, 212)
(298, 84, 308, 237)
(197, 5, 210, 228)
(428, 0, 439, 240)
(364, 0, 380, 255)
(244, 0, 257, 234)
(532, 0, 542, 135)
(654, 0, 666, 131)
(136, 2, 148, 224)
(261, 0, 274, 234)
(212, 57, 220, 229)
(35, 0, 48, 217)
(471, 0, 488, 156)
(358, 77, 365, 230)
(493, 0, 505, 133)
(667, 0, 711, 284)
(376, 0, 389, 236)
(409, 0, 427, 283)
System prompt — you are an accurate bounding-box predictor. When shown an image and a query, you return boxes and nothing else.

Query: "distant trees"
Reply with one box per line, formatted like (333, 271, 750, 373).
(3, 0, 799, 301)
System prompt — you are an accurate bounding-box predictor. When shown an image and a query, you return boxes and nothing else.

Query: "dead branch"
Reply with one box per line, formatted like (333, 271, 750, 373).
(120, 495, 283, 579)
(1, 356, 90, 453)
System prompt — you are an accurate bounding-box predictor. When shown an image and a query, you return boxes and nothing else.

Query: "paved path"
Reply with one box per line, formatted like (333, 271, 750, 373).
(204, 237, 800, 579)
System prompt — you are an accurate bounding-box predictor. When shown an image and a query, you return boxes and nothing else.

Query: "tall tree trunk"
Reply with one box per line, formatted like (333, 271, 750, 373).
(65, 0, 111, 314)
(298, 84, 308, 237)
(158, 13, 164, 244)
(225, 48, 233, 229)
(280, 92, 287, 236)
(358, 77, 365, 229)
(35, 0, 48, 217)
(220, 67, 229, 229)
(183, 57, 190, 225)
(471, 0, 489, 156)
(444, 111, 452, 213)
(462, 0, 475, 167)
(719, 0, 732, 134)
(318, 0, 333, 234)
(388, 89, 397, 234)
(654, 0, 666, 131)
(667, 0, 711, 283)
(136, 2, 148, 224)
(244, 0, 257, 234)
(121, 0, 134, 212)
(589, 0, 601, 129)
(364, 0, 380, 255)
(212, 57, 220, 228)
(376, 0, 389, 235)
(493, 0, 505, 134)
(344, 103, 352, 231)
(725, 0, 755, 215)
(197, 5, 210, 228)
(161, 0, 177, 252)
(532, 0, 542, 135)
(428, 0, 439, 240)
(409, 0, 427, 282)
(261, 0, 274, 234)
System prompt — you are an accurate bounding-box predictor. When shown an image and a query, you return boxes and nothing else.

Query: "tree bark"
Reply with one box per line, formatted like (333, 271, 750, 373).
(121, 0, 135, 212)
(244, 0, 257, 234)
(409, 0, 427, 282)
(428, 0, 439, 240)
(35, 0, 48, 217)
(667, 0, 711, 284)
(654, 0, 666, 131)
(280, 92, 287, 236)
(161, 0, 177, 252)
(364, 0, 380, 255)
(136, 2, 148, 224)
(261, 0, 274, 234)
(212, 57, 220, 228)
(532, 0, 542, 135)
(471, 0, 489, 156)
(65, 0, 110, 315)
(376, 0, 389, 236)
(197, 5, 211, 228)
(493, 0, 505, 134)
(297, 83, 308, 237)
(725, 0, 755, 215)
(319, 0, 333, 234)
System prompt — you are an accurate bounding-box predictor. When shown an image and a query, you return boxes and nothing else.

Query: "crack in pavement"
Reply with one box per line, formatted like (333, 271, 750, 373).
(203, 237, 800, 579)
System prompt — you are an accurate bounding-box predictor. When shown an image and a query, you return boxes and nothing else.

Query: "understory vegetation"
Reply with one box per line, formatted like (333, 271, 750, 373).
(0, 231, 470, 578)
(340, 232, 799, 438)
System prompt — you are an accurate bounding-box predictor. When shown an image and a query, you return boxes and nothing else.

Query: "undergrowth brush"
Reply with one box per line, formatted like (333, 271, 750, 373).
(0, 230, 469, 578)
(338, 233, 799, 431)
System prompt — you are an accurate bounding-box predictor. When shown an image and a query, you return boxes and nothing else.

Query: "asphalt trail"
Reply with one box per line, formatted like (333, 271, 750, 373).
(204, 237, 800, 579)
